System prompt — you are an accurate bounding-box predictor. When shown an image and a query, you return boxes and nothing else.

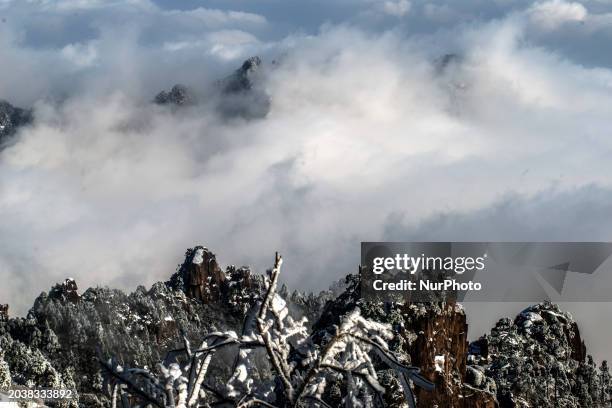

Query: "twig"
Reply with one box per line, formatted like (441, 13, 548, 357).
(99, 359, 164, 408)
(188, 351, 214, 406)
(302, 395, 334, 408)
(236, 396, 281, 408)
(256, 253, 295, 402)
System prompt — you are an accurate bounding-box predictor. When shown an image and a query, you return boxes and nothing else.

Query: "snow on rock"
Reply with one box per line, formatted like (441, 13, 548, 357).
(191, 248, 205, 265)
(434, 354, 445, 373)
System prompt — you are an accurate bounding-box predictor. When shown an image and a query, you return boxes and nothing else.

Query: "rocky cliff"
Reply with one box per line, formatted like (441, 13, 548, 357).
(0, 247, 610, 407)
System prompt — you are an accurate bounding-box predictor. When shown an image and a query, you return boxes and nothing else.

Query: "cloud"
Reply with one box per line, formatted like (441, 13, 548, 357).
(24, 0, 155, 12)
(422, 3, 458, 22)
(382, 0, 411, 17)
(528, 0, 588, 29)
(383, 185, 612, 362)
(207, 30, 263, 60)
(61, 42, 99, 68)
(167, 7, 267, 26)
(160, 30, 262, 61)
(383, 186, 612, 242)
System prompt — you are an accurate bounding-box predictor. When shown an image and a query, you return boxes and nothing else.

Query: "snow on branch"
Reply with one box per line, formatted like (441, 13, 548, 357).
(99, 252, 434, 407)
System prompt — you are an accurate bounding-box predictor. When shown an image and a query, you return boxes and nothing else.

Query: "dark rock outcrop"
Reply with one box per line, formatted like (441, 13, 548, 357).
(217, 56, 271, 119)
(221, 56, 263, 94)
(178, 246, 225, 302)
(154, 84, 195, 106)
(0, 99, 32, 146)
(49, 278, 81, 304)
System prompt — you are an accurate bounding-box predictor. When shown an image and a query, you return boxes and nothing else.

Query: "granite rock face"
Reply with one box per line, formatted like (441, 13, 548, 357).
(401, 302, 497, 408)
(176, 246, 226, 302)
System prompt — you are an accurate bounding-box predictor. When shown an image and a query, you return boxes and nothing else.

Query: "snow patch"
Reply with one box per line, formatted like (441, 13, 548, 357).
(434, 355, 445, 373)
(192, 248, 205, 265)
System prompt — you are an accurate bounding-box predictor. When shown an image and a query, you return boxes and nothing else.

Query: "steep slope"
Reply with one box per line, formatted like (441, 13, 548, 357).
(0, 247, 610, 407)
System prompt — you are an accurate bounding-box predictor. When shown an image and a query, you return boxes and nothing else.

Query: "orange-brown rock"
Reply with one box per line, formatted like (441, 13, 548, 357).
(185, 246, 226, 302)
(403, 302, 499, 408)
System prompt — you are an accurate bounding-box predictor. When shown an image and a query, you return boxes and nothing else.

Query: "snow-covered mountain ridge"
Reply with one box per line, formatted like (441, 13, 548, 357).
(0, 246, 609, 407)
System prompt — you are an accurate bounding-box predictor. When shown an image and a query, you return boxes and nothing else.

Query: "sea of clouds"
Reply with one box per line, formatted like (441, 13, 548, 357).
(1, 0, 612, 358)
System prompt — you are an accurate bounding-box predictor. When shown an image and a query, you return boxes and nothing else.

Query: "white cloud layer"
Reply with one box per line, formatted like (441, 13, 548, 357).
(528, 0, 588, 29)
(1, 0, 612, 359)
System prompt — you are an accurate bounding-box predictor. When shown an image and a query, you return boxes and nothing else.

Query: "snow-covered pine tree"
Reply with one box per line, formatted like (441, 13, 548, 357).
(100, 253, 434, 407)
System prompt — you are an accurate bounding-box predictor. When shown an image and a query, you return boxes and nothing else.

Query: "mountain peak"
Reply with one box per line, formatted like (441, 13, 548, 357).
(240, 55, 262, 75)
(0, 99, 32, 146)
(154, 84, 195, 106)
(1, 247, 609, 407)
(48, 278, 81, 304)
(222, 55, 264, 94)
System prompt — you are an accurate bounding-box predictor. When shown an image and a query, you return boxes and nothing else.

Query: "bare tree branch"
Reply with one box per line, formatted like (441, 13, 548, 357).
(236, 395, 281, 408)
(99, 359, 164, 408)
(100, 252, 434, 408)
(255, 252, 295, 402)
